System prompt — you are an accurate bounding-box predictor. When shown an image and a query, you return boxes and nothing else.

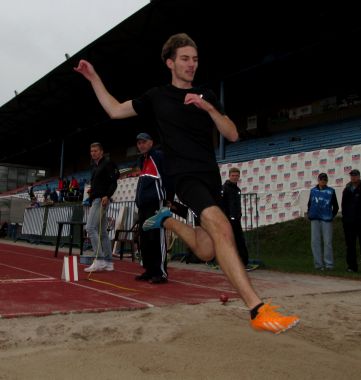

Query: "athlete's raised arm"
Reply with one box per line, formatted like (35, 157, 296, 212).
(74, 59, 136, 119)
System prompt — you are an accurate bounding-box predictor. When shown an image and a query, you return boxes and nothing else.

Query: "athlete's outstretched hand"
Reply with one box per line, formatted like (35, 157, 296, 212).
(74, 59, 97, 81)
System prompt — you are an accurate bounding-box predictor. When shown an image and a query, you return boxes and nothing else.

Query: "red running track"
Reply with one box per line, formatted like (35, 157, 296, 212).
(0, 242, 238, 318)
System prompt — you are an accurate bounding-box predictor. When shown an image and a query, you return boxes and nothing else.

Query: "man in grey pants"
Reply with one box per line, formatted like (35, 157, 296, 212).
(84, 142, 119, 272)
(307, 172, 339, 270)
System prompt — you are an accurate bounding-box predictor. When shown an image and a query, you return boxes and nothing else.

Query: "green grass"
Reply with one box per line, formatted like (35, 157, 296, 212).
(249, 216, 360, 279)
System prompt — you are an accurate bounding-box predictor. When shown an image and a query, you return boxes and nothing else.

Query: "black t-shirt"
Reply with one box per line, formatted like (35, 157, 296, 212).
(132, 84, 221, 176)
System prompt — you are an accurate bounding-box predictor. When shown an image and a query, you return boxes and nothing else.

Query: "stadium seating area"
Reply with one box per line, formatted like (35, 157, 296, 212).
(22, 162, 135, 197)
(216, 117, 361, 163)
(5, 116, 361, 202)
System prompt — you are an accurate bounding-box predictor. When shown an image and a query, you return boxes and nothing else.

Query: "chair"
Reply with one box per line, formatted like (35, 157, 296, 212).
(54, 206, 85, 257)
(55, 221, 86, 257)
(112, 205, 139, 261)
(113, 221, 139, 261)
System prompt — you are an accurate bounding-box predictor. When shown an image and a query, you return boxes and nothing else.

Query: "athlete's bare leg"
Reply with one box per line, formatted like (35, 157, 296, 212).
(164, 205, 262, 309)
(163, 218, 215, 261)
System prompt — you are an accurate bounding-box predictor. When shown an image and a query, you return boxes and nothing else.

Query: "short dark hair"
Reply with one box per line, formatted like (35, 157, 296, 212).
(161, 33, 197, 63)
(350, 169, 360, 176)
(318, 173, 328, 181)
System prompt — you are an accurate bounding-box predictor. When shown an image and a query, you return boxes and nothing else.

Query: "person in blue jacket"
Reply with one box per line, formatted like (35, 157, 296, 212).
(307, 172, 339, 270)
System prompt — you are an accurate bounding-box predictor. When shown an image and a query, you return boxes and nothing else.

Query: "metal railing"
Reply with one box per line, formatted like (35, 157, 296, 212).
(17, 198, 259, 260)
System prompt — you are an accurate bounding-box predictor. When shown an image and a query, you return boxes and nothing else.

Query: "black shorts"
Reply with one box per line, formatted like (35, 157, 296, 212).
(173, 171, 223, 220)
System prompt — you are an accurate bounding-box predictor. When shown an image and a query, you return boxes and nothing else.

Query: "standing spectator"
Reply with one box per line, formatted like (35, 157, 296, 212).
(134, 132, 168, 284)
(0, 222, 8, 238)
(307, 173, 339, 270)
(29, 197, 40, 208)
(84, 142, 119, 273)
(79, 178, 87, 197)
(50, 188, 59, 203)
(28, 183, 35, 200)
(63, 177, 70, 200)
(28, 183, 39, 208)
(75, 33, 299, 333)
(57, 178, 65, 202)
(69, 176, 80, 196)
(43, 184, 51, 201)
(341, 169, 361, 273)
(222, 167, 256, 271)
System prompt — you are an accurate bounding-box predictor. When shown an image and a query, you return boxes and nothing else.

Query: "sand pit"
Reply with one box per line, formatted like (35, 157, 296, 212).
(1, 289, 361, 379)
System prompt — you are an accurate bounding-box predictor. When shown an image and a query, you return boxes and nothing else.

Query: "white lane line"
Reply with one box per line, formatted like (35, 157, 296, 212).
(167, 278, 238, 294)
(0, 277, 56, 284)
(69, 281, 154, 308)
(0, 248, 63, 262)
(0, 262, 55, 279)
(0, 248, 235, 293)
(109, 268, 237, 293)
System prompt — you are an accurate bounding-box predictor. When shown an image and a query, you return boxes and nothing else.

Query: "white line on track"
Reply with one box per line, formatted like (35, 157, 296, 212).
(167, 278, 238, 294)
(0, 247, 236, 293)
(0, 262, 55, 279)
(69, 281, 154, 307)
(0, 249, 155, 305)
(0, 277, 56, 284)
(0, 248, 66, 262)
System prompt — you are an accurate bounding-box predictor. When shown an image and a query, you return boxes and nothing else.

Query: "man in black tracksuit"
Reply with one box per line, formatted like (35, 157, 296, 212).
(341, 169, 361, 272)
(134, 132, 168, 284)
(222, 167, 249, 268)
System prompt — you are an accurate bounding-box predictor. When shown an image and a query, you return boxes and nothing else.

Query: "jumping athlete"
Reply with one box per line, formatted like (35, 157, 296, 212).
(74, 33, 299, 333)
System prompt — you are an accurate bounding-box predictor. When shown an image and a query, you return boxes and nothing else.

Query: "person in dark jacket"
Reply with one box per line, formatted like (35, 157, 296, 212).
(134, 132, 168, 284)
(84, 142, 119, 273)
(341, 169, 361, 272)
(28, 183, 35, 200)
(222, 167, 255, 271)
(307, 172, 339, 270)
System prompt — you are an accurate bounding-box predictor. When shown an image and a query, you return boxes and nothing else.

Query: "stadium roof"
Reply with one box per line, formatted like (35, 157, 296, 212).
(1, 0, 360, 169)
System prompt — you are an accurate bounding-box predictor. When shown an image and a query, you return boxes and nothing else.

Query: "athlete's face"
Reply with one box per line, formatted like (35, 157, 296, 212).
(137, 139, 153, 154)
(229, 172, 240, 184)
(167, 46, 198, 87)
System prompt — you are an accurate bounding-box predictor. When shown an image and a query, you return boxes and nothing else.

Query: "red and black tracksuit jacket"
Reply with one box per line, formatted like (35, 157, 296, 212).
(135, 149, 168, 279)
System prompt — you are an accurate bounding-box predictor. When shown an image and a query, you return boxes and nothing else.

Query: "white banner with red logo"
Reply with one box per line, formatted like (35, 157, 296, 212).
(112, 144, 361, 227)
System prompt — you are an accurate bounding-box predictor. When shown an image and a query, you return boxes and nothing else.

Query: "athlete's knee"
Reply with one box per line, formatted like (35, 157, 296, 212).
(192, 245, 215, 262)
(201, 208, 233, 239)
(192, 231, 215, 261)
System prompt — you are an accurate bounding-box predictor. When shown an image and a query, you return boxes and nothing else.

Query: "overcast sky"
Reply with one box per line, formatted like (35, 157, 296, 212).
(0, 0, 148, 107)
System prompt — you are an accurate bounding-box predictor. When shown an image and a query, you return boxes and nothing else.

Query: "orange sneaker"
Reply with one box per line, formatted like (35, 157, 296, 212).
(250, 303, 300, 334)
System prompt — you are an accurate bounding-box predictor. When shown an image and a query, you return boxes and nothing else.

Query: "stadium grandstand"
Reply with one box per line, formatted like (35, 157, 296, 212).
(1, 0, 361, 255)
